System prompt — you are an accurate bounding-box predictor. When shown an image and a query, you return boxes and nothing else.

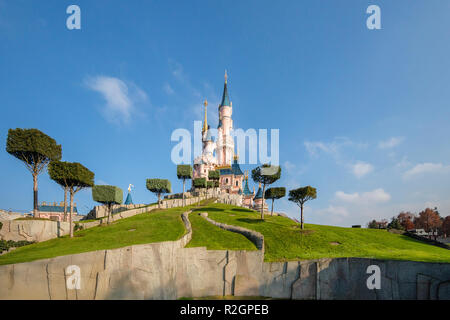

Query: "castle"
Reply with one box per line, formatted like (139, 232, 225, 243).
(192, 72, 267, 211)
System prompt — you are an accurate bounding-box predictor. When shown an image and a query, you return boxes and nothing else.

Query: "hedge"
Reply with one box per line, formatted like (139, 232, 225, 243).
(92, 185, 123, 205)
(146, 179, 172, 194)
(177, 165, 193, 179)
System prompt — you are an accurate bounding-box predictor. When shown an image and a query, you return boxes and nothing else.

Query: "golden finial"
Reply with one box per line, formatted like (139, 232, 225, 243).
(202, 99, 208, 134)
(224, 70, 228, 84)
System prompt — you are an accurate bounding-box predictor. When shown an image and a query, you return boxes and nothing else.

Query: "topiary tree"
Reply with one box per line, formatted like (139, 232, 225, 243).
(92, 185, 123, 225)
(48, 161, 94, 237)
(177, 165, 192, 207)
(208, 170, 220, 197)
(206, 180, 216, 199)
(265, 187, 286, 216)
(288, 186, 317, 230)
(146, 179, 171, 209)
(193, 177, 207, 203)
(251, 164, 281, 220)
(6, 128, 62, 217)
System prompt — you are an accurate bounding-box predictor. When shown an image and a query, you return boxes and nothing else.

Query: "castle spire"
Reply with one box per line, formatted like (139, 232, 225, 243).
(220, 70, 230, 107)
(202, 99, 208, 134)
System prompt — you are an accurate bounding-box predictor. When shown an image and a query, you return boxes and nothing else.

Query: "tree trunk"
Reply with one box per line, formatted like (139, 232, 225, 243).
(63, 186, 68, 222)
(271, 198, 274, 216)
(300, 204, 304, 230)
(33, 173, 38, 218)
(182, 179, 186, 207)
(261, 184, 266, 220)
(158, 193, 161, 209)
(69, 189, 74, 238)
(107, 203, 112, 225)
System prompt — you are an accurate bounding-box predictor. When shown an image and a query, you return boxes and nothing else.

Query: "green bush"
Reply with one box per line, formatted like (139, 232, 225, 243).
(74, 224, 84, 232)
(208, 170, 220, 181)
(92, 185, 123, 204)
(265, 187, 286, 200)
(0, 222, 2, 231)
(146, 179, 171, 194)
(177, 165, 193, 179)
(0, 239, 34, 254)
(193, 178, 207, 189)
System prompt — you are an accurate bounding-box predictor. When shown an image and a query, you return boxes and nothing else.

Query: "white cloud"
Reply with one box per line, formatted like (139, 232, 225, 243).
(335, 188, 391, 205)
(163, 83, 175, 95)
(85, 76, 147, 124)
(378, 137, 404, 149)
(351, 161, 373, 178)
(317, 205, 349, 217)
(404, 162, 450, 179)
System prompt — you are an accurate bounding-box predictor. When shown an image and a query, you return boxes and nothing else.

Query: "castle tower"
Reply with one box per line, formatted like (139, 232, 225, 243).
(193, 99, 217, 181)
(217, 70, 234, 166)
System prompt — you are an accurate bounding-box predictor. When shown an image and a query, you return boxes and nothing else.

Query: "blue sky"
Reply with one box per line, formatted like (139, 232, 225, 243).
(1, 0, 450, 226)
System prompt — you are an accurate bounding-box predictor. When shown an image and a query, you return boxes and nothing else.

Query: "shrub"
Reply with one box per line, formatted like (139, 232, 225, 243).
(146, 179, 172, 208)
(92, 185, 123, 205)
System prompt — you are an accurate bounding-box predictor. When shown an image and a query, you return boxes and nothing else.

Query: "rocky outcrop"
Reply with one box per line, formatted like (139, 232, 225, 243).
(0, 210, 449, 300)
(0, 220, 70, 242)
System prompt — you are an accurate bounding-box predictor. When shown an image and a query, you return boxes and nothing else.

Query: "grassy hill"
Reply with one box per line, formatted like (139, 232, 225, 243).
(0, 206, 188, 266)
(195, 203, 450, 263)
(0, 201, 449, 266)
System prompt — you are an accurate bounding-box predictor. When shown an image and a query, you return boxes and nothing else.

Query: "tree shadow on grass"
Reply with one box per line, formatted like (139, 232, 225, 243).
(231, 208, 254, 213)
(236, 218, 265, 224)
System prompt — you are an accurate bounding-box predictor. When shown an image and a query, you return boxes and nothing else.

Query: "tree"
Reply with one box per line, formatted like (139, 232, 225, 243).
(387, 217, 404, 231)
(442, 216, 450, 237)
(208, 170, 220, 197)
(288, 186, 317, 230)
(265, 187, 286, 216)
(397, 211, 415, 231)
(414, 208, 442, 239)
(206, 181, 215, 199)
(146, 179, 171, 209)
(48, 161, 94, 237)
(367, 220, 378, 229)
(6, 128, 62, 217)
(177, 165, 192, 207)
(193, 178, 207, 203)
(92, 185, 123, 225)
(251, 164, 281, 220)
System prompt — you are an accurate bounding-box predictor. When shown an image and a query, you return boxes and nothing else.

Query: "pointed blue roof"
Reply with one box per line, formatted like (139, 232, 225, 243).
(243, 178, 252, 196)
(124, 192, 133, 205)
(254, 185, 263, 200)
(220, 81, 230, 107)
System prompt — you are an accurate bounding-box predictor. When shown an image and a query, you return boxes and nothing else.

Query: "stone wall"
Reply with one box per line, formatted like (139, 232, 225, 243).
(0, 220, 70, 242)
(1, 210, 449, 300)
(200, 212, 264, 251)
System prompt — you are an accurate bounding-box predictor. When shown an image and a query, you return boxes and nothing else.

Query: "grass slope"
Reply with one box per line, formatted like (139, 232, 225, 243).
(0, 206, 188, 266)
(198, 203, 450, 263)
(186, 212, 257, 251)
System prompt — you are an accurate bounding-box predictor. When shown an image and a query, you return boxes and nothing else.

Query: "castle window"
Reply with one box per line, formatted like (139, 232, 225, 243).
(236, 181, 239, 186)
(225, 178, 229, 184)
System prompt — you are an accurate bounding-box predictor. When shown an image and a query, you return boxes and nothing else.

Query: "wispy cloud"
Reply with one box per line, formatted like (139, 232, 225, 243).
(335, 188, 391, 205)
(351, 161, 374, 178)
(378, 137, 404, 149)
(404, 162, 450, 179)
(85, 76, 147, 125)
(163, 83, 175, 95)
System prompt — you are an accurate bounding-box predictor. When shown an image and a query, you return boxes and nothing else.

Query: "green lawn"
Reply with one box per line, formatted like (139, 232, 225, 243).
(186, 211, 257, 251)
(0, 206, 189, 266)
(196, 203, 450, 263)
(1, 201, 449, 266)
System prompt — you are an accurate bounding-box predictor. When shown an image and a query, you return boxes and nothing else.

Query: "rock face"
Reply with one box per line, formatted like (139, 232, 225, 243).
(1, 211, 449, 300)
(0, 220, 70, 242)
